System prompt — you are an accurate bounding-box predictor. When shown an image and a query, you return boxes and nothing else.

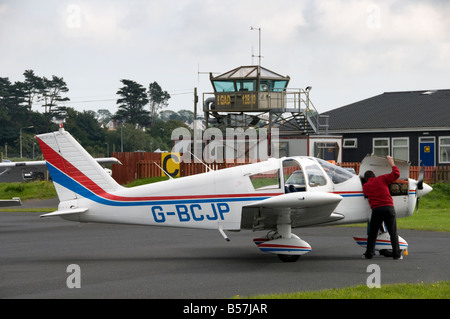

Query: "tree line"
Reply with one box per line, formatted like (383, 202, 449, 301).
(0, 70, 193, 159)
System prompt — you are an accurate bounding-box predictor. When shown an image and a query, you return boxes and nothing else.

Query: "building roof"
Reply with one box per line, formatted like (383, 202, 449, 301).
(212, 65, 289, 80)
(323, 89, 450, 131)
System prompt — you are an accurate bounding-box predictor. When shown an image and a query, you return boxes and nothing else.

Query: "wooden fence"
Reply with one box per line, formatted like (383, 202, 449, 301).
(339, 162, 450, 184)
(111, 153, 450, 185)
(111, 152, 160, 185)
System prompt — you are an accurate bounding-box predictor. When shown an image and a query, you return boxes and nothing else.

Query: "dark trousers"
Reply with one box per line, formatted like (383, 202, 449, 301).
(365, 206, 401, 259)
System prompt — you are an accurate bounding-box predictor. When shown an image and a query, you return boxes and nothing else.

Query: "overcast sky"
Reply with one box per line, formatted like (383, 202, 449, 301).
(1, 0, 449, 116)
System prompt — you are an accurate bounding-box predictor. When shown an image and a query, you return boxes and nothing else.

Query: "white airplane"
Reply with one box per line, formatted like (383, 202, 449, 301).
(36, 126, 432, 262)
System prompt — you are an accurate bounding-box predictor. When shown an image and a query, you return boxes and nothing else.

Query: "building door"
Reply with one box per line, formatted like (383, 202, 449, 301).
(419, 137, 435, 166)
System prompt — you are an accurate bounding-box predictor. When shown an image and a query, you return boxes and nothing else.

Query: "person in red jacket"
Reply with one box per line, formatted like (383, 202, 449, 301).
(362, 156, 402, 259)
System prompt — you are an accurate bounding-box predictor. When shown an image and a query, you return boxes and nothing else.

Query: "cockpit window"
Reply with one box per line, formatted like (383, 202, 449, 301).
(285, 170, 306, 192)
(316, 158, 354, 184)
(283, 159, 305, 192)
(249, 169, 280, 191)
(305, 164, 327, 187)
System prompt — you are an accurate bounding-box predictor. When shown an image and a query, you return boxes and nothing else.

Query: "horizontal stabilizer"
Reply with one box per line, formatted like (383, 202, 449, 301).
(40, 207, 88, 218)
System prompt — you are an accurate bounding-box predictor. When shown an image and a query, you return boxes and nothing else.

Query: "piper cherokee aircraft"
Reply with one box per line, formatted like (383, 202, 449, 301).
(36, 127, 432, 262)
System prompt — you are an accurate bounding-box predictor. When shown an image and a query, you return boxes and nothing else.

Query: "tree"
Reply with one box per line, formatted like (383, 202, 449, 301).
(177, 109, 194, 124)
(148, 81, 170, 126)
(59, 107, 106, 156)
(0, 77, 15, 144)
(41, 75, 70, 114)
(0, 77, 29, 147)
(114, 79, 150, 127)
(147, 119, 189, 151)
(159, 110, 177, 122)
(97, 109, 112, 125)
(121, 123, 151, 151)
(22, 70, 44, 110)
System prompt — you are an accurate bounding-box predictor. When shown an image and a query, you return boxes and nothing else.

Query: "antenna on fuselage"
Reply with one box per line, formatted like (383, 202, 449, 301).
(153, 162, 174, 180)
(189, 151, 213, 172)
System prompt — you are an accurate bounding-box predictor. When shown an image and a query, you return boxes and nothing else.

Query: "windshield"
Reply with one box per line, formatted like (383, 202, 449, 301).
(305, 164, 327, 187)
(285, 171, 305, 186)
(213, 81, 235, 92)
(316, 158, 354, 184)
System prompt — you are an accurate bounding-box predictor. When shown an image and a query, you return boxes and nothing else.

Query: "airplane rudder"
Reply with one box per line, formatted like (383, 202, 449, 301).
(36, 128, 121, 198)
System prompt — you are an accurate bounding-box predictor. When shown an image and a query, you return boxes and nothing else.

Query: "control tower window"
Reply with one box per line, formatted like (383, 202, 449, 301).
(260, 80, 288, 92)
(236, 80, 255, 92)
(213, 81, 235, 92)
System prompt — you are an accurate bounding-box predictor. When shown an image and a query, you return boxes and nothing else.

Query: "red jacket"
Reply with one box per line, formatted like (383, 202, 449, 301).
(363, 166, 400, 209)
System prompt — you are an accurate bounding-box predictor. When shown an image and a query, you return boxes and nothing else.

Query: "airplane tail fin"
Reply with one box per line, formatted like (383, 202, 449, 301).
(36, 126, 122, 202)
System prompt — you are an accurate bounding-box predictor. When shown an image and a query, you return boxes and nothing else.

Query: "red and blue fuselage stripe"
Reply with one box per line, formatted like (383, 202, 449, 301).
(38, 138, 279, 206)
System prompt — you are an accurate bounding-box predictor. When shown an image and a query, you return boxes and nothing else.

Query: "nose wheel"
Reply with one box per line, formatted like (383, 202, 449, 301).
(253, 228, 311, 262)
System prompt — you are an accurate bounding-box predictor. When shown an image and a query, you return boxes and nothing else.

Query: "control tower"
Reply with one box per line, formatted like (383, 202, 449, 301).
(203, 65, 329, 135)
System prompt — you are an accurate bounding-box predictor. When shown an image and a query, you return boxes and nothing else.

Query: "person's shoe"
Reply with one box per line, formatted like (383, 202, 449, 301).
(393, 255, 403, 260)
(362, 253, 373, 259)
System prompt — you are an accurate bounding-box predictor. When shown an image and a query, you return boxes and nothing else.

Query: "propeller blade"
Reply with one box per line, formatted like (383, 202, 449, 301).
(417, 164, 424, 190)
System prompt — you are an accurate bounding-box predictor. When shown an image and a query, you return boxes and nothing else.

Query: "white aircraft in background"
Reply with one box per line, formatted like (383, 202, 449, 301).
(36, 126, 432, 262)
(0, 197, 22, 207)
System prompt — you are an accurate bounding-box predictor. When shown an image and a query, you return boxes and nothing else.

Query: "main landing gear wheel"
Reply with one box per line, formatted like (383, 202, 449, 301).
(277, 254, 300, 262)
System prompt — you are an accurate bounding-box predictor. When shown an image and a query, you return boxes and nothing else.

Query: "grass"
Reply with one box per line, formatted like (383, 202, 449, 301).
(235, 281, 450, 299)
(396, 183, 449, 232)
(0, 181, 56, 200)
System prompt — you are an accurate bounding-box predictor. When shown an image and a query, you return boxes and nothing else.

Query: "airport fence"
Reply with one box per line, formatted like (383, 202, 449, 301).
(339, 162, 450, 184)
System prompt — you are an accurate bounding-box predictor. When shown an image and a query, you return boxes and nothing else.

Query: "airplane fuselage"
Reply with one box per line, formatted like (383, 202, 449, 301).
(56, 156, 418, 231)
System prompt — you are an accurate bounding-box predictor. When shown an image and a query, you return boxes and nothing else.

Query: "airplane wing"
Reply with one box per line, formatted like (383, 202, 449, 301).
(0, 157, 121, 169)
(0, 157, 121, 180)
(241, 192, 344, 231)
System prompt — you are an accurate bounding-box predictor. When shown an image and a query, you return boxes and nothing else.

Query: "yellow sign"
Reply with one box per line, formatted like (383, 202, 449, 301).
(161, 153, 180, 177)
(241, 93, 256, 105)
(424, 146, 430, 153)
(217, 94, 231, 106)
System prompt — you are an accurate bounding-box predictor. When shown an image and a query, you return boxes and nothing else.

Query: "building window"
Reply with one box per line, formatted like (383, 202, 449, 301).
(278, 141, 289, 157)
(343, 138, 357, 149)
(439, 136, 450, 163)
(313, 142, 339, 161)
(392, 137, 409, 161)
(373, 138, 389, 156)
